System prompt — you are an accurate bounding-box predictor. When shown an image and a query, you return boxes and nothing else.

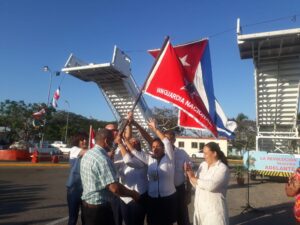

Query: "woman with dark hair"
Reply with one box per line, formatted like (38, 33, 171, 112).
(128, 118, 177, 225)
(185, 142, 230, 225)
(66, 132, 88, 225)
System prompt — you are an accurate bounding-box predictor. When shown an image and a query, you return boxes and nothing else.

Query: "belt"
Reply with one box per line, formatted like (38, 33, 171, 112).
(82, 201, 110, 209)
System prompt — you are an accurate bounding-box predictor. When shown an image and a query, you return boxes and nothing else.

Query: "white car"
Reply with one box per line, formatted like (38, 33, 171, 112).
(191, 151, 204, 158)
(50, 141, 67, 148)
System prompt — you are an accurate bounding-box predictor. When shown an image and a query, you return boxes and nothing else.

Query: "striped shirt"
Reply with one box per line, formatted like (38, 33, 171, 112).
(80, 145, 117, 204)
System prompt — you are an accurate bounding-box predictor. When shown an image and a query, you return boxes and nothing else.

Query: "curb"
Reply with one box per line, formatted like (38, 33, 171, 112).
(0, 162, 69, 167)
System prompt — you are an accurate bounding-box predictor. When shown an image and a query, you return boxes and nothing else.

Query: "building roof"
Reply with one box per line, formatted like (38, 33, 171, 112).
(237, 27, 300, 134)
(176, 136, 227, 140)
(238, 28, 300, 60)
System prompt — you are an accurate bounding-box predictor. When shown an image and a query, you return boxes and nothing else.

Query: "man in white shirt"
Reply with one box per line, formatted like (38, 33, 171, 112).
(165, 130, 192, 225)
(115, 133, 148, 225)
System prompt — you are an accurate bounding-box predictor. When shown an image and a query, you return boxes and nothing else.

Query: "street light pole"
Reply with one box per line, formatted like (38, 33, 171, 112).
(64, 100, 70, 144)
(40, 66, 54, 147)
(43, 66, 54, 107)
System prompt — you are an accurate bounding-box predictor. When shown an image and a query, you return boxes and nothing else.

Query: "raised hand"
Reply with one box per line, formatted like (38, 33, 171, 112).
(184, 161, 192, 172)
(126, 111, 134, 123)
(184, 162, 195, 179)
(147, 118, 157, 131)
(114, 133, 123, 145)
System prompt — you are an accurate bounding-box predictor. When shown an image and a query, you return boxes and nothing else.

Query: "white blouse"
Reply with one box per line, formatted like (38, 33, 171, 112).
(193, 160, 230, 225)
(122, 153, 148, 194)
(113, 149, 148, 204)
(131, 138, 176, 198)
(174, 147, 191, 187)
(69, 146, 81, 159)
(114, 149, 148, 193)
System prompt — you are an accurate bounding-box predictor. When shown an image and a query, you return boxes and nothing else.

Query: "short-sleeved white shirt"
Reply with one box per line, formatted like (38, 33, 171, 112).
(69, 146, 81, 159)
(114, 149, 148, 195)
(131, 138, 176, 198)
(174, 147, 191, 187)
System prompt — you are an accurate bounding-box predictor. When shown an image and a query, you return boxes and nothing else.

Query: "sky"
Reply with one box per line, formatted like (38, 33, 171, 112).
(1, 0, 300, 122)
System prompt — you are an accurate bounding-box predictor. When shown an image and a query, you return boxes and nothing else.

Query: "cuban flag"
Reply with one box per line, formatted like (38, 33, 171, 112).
(52, 87, 60, 108)
(149, 39, 236, 138)
(144, 39, 218, 137)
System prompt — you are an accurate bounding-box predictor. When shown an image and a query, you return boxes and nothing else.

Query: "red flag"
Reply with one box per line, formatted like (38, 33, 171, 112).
(52, 87, 60, 108)
(150, 40, 236, 138)
(178, 110, 204, 128)
(89, 125, 95, 149)
(144, 40, 217, 137)
(149, 40, 208, 130)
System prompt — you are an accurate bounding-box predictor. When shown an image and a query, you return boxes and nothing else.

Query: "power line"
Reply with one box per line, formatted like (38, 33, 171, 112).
(243, 14, 299, 28)
(124, 14, 299, 54)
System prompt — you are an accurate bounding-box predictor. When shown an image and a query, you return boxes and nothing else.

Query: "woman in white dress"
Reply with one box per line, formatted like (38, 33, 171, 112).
(185, 142, 230, 225)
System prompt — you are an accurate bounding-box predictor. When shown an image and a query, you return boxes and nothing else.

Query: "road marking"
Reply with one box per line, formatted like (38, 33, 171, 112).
(45, 216, 69, 225)
(235, 214, 270, 224)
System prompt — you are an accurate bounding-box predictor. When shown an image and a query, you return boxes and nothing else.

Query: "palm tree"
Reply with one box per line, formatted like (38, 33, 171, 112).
(236, 113, 249, 124)
(233, 113, 256, 150)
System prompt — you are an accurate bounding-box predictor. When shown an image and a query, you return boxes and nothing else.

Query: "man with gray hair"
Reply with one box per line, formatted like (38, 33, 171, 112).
(80, 129, 139, 225)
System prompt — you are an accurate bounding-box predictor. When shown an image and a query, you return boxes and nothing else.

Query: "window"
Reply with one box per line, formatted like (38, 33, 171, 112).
(199, 142, 205, 150)
(191, 142, 198, 149)
(178, 141, 185, 148)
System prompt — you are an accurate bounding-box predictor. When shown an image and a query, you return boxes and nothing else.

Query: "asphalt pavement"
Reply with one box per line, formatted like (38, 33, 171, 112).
(0, 163, 295, 225)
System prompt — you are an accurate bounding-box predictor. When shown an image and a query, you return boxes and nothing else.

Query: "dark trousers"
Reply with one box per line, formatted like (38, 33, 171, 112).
(111, 195, 122, 225)
(176, 184, 191, 225)
(81, 201, 115, 225)
(147, 193, 177, 225)
(120, 193, 147, 225)
(67, 187, 84, 225)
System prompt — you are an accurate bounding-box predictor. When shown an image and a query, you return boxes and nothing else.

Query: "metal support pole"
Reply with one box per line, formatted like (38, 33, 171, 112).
(43, 66, 54, 107)
(41, 66, 54, 147)
(64, 100, 70, 144)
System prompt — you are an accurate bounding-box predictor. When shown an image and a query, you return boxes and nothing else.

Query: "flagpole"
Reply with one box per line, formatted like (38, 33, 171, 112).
(131, 36, 170, 112)
(88, 125, 92, 149)
(119, 36, 170, 134)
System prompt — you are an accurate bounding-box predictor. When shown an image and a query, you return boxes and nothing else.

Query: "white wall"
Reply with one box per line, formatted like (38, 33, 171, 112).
(175, 137, 228, 157)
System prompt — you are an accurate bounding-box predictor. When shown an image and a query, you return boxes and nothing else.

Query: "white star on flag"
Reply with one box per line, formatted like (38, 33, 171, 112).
(179, 55, 190, 66)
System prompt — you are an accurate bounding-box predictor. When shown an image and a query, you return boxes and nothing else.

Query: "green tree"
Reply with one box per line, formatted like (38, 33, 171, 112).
(0, 100, 115, 146)
(232, 113, 256, 150)
(152, 107, 183, 133)
(0, 100, 43, 143)
(45, 111, 114, 145)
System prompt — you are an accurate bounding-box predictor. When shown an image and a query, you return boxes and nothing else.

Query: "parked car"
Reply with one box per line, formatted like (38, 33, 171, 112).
(9, 141, 33, 150)
(50, 141, 67, 148)
(191, 150, 204, 158)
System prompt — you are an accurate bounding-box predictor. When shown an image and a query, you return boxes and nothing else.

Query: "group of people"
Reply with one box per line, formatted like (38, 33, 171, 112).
(66, 112, 230, 225)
